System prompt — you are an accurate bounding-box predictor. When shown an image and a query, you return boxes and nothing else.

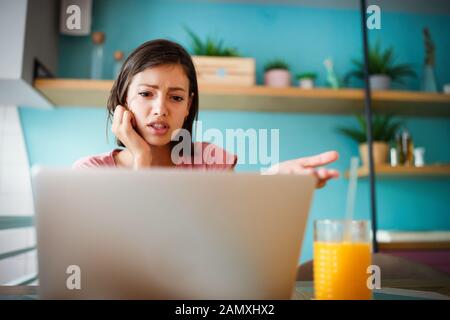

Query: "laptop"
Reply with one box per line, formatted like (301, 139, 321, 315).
(31, 166, 316, 299)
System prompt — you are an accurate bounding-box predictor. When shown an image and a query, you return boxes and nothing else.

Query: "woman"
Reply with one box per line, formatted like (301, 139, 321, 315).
(73, 39, 339, 188)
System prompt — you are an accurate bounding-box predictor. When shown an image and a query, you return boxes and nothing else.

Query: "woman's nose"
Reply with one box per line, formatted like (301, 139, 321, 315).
(152, 96, 168, 116)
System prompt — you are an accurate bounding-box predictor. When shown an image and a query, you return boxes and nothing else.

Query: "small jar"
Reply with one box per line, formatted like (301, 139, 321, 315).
(414, 147, 425, 167)
(390, 147, 398, 167)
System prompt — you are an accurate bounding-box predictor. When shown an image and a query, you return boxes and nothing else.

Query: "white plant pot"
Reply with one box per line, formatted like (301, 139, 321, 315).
(299, 78, 315, 89)
(264, 69, 291, 87)
(369, 74, 391, 90)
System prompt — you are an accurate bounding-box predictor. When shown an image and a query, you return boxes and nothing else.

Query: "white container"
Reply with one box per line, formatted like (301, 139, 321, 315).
(414, 147, 425, 167)
(299, 78, 314, 89)
(443, 84, 450, 94)
(369, 74, 391, 90)
(390, 147, 398, 167)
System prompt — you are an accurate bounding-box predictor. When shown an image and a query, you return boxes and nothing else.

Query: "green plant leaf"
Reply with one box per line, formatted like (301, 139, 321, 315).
(264, 59, 290, 72)
(184, 26, 205, 55)
(336, 127, 367, 143)
(345, 39, 416, 85)
(296, 72, 317, 79)
(337, 113, 403, 143)
(356, 114, 367, 135)
(184, 26, 240, 57)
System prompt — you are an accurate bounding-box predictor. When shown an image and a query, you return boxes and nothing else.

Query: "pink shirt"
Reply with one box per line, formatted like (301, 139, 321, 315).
(72, 142, 237, 170)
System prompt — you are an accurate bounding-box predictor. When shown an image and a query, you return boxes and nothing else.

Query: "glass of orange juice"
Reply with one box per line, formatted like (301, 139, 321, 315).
(313, 220, 372, 300)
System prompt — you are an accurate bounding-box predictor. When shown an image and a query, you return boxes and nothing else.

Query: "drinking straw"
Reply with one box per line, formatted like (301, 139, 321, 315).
(345, 157, 359, 241)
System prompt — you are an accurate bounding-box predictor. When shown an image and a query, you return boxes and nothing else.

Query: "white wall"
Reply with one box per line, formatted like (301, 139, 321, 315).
(0, 106, 37, 285)
(0, 0, 57, 107)
(0, 0, 27, 79)
(21, 0, 59, 83)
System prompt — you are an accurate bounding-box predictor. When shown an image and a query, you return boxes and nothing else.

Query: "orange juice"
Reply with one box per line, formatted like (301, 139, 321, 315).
(314, 241, 372, 300)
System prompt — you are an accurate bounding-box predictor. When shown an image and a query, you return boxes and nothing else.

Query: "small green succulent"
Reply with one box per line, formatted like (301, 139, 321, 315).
(264, 59, 290, 72)
(296, 72, 317, 80)
(184, 26, 240, 57)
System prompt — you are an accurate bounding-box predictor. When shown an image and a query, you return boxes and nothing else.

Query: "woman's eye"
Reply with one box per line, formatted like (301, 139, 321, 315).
(171, 96, 184, 102)
(139, 91, 152, 97)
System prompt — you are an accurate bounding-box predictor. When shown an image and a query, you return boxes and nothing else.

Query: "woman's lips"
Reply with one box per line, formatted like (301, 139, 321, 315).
(147, 121, 170, 136)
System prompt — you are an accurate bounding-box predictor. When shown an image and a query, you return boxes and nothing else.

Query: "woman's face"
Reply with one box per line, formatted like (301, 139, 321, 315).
(126, 64, 192, 147)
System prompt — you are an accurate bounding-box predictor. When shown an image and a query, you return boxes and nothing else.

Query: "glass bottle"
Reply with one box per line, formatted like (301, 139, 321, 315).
(113, 50, 124, 79)
(401, 128, 414, 166)
(395, 132, 404, 165)
(422, 64, 438, 92)
(91, 32, 105, 79)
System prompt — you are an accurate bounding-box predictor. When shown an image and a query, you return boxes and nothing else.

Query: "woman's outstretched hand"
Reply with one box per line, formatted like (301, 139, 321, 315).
(263, 151, 340, 189)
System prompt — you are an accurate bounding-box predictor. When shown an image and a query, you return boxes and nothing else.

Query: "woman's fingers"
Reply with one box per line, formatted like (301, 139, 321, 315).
(122, 110, 133, 131)
(112, 106, 136, 136)
(316, 180, 326, 189)
(316, 168, 340, 182)
(315, 168, 340, 188)
(328, 169, 340, 178)
(263, 152, 340, 190)
(130, 111, 137, 128)
(289, 168, 329, 189)
(112, 105, 125, 132)
(317, 168, 340, 179)
(264, 162, 339, 189)
(298, 151, 339, 168)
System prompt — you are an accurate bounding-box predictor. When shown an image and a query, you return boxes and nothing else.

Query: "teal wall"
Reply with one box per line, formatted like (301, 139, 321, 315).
(19, 0, 450, 262)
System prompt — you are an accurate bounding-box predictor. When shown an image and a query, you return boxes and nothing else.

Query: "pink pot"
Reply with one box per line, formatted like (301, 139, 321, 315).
(264, 69, 291, 87)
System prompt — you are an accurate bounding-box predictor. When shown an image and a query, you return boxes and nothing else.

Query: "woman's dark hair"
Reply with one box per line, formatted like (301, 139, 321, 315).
(107, 39, 199, 153)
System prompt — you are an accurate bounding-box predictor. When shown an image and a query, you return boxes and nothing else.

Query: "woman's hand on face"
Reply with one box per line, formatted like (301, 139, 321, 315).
(111, 105, 151, 168)
(264, 151, 340, 189)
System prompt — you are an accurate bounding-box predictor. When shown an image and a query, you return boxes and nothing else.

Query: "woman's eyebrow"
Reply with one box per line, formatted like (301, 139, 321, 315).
(138, 84, 186, 92)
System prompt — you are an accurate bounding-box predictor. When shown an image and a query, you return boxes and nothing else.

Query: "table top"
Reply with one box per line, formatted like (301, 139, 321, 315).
(1, 280, 449, 300)
(292, 280, 450, 300)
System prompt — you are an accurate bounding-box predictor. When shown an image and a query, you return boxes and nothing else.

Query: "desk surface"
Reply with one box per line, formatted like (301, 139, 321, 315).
(292, 280, 450, 300)
(1, 280, 449, 300)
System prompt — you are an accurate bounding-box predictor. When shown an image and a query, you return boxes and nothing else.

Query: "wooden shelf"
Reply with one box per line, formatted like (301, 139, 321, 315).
(34, 78, 450, 116)
(377, 230, 450, 250)
(379, 241, 450, 250)
(346, 164, 450, 178)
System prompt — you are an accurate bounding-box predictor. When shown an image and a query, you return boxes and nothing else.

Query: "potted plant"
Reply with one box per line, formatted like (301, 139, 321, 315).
(347, 40, 416, 90)
(296, 72, 317, 89)
(264, 59, 291, 87)
(185, 27, 255, 86)
(337, 114, 403, 167)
